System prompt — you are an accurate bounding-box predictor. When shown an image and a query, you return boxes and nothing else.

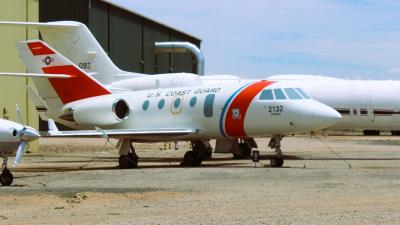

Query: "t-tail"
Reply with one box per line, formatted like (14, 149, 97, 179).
(16, 40, 112, 114)
(0, 21, 141, 84)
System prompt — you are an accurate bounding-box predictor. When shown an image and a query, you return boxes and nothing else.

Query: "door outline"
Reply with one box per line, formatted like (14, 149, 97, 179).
(171, 96, 183, 114)
(356, 95, 372, 123)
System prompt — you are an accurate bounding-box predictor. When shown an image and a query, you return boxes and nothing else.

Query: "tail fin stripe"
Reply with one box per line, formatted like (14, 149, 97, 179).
(27, 42, 55, 56)
(42, 65, 111, 104)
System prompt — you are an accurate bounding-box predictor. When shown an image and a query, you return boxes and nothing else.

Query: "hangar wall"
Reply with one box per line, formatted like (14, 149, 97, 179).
(39, 0, 202, 74)
(0, 0, 39, 151)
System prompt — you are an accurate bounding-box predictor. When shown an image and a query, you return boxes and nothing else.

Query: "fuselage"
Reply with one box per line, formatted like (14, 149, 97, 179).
(0, 119, 23, 153)
(111, 73, 400, 132)
(57, 80, 341, 140)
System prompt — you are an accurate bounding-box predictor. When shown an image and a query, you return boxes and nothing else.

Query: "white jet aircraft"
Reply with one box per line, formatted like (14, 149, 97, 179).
(11, 40, 340, 168)
(0, 21, 338, 158)
(0, 107, 40, 186)
(269, 75, 400, 135)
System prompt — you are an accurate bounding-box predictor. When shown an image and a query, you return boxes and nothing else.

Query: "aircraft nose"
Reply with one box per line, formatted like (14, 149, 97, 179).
(311, 103, 342, 129)
(20, 127, 41, 142)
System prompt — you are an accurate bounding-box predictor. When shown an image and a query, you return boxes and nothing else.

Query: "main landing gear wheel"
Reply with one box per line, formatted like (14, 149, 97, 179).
(180, 141, 213, 167)
(180, 151, 202, 167)
(118, 140, 139, 169)
(233, 142, 252, 159)
(0, 169, 13, 186)
(119, 154, 138, 169)
(268, 136, 284, 168)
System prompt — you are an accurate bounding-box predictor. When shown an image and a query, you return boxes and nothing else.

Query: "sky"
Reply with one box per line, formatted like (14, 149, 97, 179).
(108, 0, 400, 79)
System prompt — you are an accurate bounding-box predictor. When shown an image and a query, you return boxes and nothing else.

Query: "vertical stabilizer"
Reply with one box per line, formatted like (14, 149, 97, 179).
(16, 40, 111, 109)
(0, 21, 142, 84)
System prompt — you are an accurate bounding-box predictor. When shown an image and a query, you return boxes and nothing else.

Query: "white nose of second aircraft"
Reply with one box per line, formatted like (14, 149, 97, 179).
(290, 100, 341, 131)
(311, 102, 342, 130)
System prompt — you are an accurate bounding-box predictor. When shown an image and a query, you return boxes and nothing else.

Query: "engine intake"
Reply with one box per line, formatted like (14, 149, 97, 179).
(72, 97, 130, 126)
(113, 99, 129, 119)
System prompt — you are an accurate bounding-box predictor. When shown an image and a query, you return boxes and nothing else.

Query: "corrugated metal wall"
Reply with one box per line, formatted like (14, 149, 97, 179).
(39, 0, 201, 74)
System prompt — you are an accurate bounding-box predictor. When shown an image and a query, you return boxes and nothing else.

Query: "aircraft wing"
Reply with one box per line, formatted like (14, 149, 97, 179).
(42, 128, 196, 140)
(42, 120, 196, 140)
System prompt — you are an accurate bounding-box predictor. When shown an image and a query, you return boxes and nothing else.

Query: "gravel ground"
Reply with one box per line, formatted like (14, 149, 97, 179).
(1, 136, 400, 225)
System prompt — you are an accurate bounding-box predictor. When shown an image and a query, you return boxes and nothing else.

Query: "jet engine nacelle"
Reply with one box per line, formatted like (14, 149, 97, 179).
(72, 98, 130, 126)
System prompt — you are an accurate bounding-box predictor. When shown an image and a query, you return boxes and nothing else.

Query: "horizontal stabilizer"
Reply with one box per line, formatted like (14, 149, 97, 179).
(0, 21, 80, 29)
(0, 72, 71, 78)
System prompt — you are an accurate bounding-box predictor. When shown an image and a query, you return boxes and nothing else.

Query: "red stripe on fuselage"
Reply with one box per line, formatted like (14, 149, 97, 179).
(224, 80, 274, 137)
(27, 42, 55, 56)
(42, 65, 111, 104)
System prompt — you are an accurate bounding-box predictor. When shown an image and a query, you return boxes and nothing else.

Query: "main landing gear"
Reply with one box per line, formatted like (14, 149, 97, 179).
(118, 140, 139, 169)
(180, 140, 213, 167)
(268, 135, 284, 168)
(1, 156, 13, 186)
(232, 138, 257, 159)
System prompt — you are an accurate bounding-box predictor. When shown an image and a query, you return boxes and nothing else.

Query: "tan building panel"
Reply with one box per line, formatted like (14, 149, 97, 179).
(0, 0, 39, 151)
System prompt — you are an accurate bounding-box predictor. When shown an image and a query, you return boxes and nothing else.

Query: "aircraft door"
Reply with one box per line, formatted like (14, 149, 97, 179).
(171, 96, 183, 114)
(356, 95, 372, 123)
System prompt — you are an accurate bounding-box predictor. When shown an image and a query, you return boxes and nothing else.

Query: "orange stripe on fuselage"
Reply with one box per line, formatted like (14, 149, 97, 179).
(224, 80, 274, 137)
(42, 65, 111, 104)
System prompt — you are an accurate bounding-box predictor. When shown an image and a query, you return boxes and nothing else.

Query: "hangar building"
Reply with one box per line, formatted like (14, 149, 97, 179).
(0, 0, 201, 151)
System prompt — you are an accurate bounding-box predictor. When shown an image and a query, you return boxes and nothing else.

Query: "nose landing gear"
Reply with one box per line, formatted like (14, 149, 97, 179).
(1, 156, 13, 186)
(268, 135, 284, 168)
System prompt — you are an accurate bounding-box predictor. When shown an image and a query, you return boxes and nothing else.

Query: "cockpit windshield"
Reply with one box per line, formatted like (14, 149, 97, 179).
(259, 88, 311, 100)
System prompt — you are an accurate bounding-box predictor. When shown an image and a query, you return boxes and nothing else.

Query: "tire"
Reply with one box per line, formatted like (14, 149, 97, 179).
(363, 130, 380, 136)
(232, 143, 251, 159)
(0, 169, 13, 186)
(118, 155, 138, 169)
(270, 157, 284, 168)
(391, 130, 400, 136)
(182, 151, 202, 167)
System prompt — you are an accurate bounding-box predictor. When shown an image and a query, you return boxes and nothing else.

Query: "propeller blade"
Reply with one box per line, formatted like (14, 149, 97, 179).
(13, 141, 28, 167)
(15, 104, 25, 125)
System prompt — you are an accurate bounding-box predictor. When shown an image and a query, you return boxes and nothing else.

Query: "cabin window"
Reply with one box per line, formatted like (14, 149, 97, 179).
(295, 88, 311, 99)
(284, 88, 302, 99)
(142, 100, 150, 111)
(259, 89, 273, 100)
(190, 96, 197, 107)
(274, 89, 287, 100)
(204, 94, 215, 117)
(173, 98, 181, 108)
(158, 99, 165, 109)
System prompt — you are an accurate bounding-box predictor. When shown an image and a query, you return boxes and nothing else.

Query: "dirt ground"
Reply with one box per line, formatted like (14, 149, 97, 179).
(1, 136, 400, 225)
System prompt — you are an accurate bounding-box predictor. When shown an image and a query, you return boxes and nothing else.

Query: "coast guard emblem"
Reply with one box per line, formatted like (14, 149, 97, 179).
(232, 108, 241, 120)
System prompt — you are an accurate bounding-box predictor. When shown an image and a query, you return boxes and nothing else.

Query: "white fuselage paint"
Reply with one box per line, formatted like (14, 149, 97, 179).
(0, 119, 23, 153)
(57, 81, 340, 140)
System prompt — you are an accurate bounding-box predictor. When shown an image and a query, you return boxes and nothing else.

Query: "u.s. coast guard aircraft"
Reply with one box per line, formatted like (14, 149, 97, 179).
(12, 40, 340, 168)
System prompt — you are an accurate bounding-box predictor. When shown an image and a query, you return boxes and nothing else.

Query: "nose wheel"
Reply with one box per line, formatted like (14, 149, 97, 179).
(1, 156, 13, 186)
(268, 136, 284, 168)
